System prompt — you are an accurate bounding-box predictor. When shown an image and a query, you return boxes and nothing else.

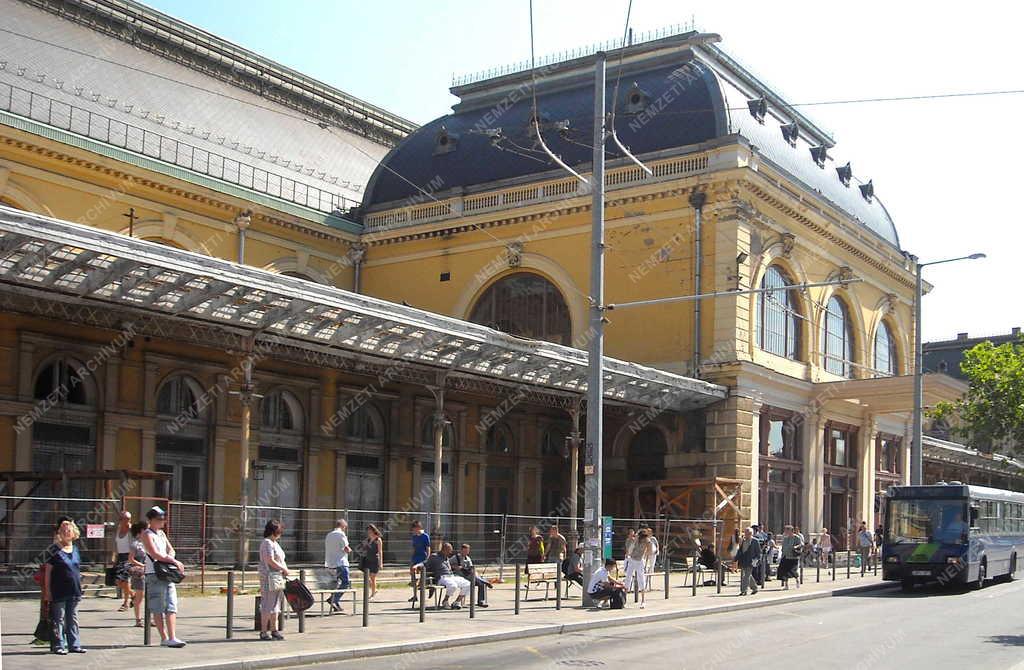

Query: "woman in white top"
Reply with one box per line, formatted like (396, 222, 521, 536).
(819, 527, 833, 567)
(258, 519, 289, 641)
(141, 506, 186, 648)
(112, 510, 133, 611)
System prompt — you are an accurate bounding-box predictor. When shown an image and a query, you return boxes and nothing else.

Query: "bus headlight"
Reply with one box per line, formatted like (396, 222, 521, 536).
(947, 557, 961, 564)
(885, 556, 900, 563)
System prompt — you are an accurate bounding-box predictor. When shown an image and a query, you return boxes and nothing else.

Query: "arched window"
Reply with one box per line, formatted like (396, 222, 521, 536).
(34, 359, 90, 406)
(628, 426, 667, 481)
(822, 296, 854, 378)
(344, 403, 386, 442)
(155, 375, 208, 501)
(756, 265, 801, 359)
(420, 415, 455, 449)
(157, 375, 201, 417)
(873, 321, 898, 377)
(541, 424, 569, 457)
(486, 423, 515, 455)
(261, 390, 302, 433)
(469, 273, 572, 345)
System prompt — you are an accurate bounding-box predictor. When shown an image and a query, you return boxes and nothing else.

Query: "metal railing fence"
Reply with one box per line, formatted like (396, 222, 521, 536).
(0, 81, 351, 214)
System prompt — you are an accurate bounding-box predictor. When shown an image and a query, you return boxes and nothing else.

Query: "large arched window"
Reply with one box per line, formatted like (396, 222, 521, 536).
(344, 403, 386, 442)
(873, 321, 898, 377)
(485, 423, 515, 455)
(469, 273, 571, 344)
(756, 265, 801, 359)
(34, 359, 90, 406)
(420, 415, 455, 449)
(261, 390, 302, 433)
(155, 375, 209, 501)
(627, 426, 667, 481)
(822, 296, 854, 378)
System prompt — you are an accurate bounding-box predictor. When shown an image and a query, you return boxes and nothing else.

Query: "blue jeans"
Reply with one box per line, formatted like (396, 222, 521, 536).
(330, 566, 351, 606)
(49, 597, 82, 652)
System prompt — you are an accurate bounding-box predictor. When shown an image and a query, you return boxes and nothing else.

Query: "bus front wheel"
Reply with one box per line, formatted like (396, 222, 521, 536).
(974, 559, 987, 590)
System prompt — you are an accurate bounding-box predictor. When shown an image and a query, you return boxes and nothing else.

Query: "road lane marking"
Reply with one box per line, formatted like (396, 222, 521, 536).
(525, 645, 548, 659)
(672, 624, 702, 635)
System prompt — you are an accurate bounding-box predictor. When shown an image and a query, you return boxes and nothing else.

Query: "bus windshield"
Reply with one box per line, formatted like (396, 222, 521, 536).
(887, 499, 968, 544)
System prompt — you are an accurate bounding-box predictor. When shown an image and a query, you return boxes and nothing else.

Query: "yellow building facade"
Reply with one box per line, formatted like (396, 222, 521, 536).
(2, 1, 1012, 567)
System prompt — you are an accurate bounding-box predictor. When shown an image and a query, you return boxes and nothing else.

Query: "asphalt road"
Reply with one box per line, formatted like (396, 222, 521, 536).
(313, 579, 1024, 670)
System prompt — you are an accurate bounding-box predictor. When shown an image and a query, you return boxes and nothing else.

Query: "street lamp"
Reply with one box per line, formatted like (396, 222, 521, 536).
(911, 252, 986, 485)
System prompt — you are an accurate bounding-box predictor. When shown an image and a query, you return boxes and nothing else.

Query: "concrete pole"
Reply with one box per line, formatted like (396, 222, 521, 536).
(689, 191, 706, 377)
(582, 51, 606, 608)
(568, 406, 582, 549)
(236, 354, 253, 569)
(432, 390, 445, 545)
(911, 258, 923, 486)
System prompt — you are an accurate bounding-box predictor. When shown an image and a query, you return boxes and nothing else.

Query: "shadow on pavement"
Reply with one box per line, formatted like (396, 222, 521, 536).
(986, 635, 1024, 647)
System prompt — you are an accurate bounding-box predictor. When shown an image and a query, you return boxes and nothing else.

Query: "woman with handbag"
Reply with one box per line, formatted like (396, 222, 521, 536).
(141, 506, 187, 648)
(128, 521, 148, 627)
(360, 524, 383, 598)
(42, 518, 86, 654)
(258, 519, 289, 641)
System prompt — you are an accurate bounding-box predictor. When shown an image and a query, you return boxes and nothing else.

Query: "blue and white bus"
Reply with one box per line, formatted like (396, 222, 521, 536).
(883, 483, 1024, 590)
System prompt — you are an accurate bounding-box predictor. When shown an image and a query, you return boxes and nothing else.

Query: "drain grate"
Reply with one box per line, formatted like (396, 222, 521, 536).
(557, 661, 606, 667)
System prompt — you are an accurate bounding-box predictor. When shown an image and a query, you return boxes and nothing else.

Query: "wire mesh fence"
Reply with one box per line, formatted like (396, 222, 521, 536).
(0, 495, 123, 569)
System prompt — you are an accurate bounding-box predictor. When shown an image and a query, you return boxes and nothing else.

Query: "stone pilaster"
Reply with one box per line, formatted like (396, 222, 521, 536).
(801, 414, 824, 533)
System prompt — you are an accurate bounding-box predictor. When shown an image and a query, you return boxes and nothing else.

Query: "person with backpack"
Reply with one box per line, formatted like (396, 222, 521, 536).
(258, 519, 289, 641)
(588, 558, 627, 609)
(526, 526, 545, 565)
(42, 518, 86, 654)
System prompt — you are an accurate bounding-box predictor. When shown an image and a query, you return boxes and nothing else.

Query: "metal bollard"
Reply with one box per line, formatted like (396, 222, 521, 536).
(664, 551, 670, 599)
(634, 569, 639, 603)
(419, 567, 426, 622)
(874, 552, 879, 576)
(298, 569, 305, 633)
(226, 571, 234, 639)
(691, 551, 697, 597)
(254, 595, 261, 631)
(469, 567, 476, 619)
(278, 609, 284, 633)
(556, 566, 562, 610)
(362, 572, 369, 628)
(143, 578, 151, 646)
(847, 550, 852, 579)
(816, 558, 821, 583)
(832, 554, 836, 581)
(514, 563, 521, 615)
(799, 559, 804, 585)
(717, 562, 723, 594)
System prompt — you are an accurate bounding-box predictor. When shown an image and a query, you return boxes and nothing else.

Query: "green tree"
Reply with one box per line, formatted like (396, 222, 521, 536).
(932, 336, 1024, 453)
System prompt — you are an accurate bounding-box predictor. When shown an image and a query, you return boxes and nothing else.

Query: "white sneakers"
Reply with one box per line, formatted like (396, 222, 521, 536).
(161, 638, 187, 648)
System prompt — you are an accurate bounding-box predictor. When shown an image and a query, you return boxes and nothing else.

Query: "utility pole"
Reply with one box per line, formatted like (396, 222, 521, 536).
(582, 51, 607, 607)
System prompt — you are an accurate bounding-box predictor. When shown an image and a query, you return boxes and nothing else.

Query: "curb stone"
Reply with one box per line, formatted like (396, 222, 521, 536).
(174, 581, 896, 670)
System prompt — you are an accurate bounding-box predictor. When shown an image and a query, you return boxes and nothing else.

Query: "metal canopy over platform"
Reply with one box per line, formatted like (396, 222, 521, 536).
(0, 206, 727, 411)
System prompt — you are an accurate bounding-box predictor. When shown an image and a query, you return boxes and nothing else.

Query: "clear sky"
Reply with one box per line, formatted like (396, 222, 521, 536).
(145, 0, 1023, 342)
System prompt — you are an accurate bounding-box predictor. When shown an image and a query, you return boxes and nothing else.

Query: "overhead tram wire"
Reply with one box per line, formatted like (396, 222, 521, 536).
(605, 0, 652, 176)
(5, 26, 1023, 129)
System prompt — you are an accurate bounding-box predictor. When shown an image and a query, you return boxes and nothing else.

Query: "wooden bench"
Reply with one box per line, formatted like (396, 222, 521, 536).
(524, 562, 561, 601)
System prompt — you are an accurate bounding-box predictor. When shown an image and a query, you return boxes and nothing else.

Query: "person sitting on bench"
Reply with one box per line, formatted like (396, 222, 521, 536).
(425, 543, 470, 610)
(588, 558, 626, 608)
(564, 544, 584, 588)
(450, 543, 491, 608)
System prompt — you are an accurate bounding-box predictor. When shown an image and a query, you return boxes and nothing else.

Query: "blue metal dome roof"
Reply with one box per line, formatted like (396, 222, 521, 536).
(362, 40, 900, 249)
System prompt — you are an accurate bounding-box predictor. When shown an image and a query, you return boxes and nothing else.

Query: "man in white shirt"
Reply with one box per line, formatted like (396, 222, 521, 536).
(324, 519, 351, 612)
(588, 558, 626, 606)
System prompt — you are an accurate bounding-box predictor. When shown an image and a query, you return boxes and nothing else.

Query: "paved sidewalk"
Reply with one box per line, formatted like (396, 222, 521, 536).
(1, 568, 890, 670)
